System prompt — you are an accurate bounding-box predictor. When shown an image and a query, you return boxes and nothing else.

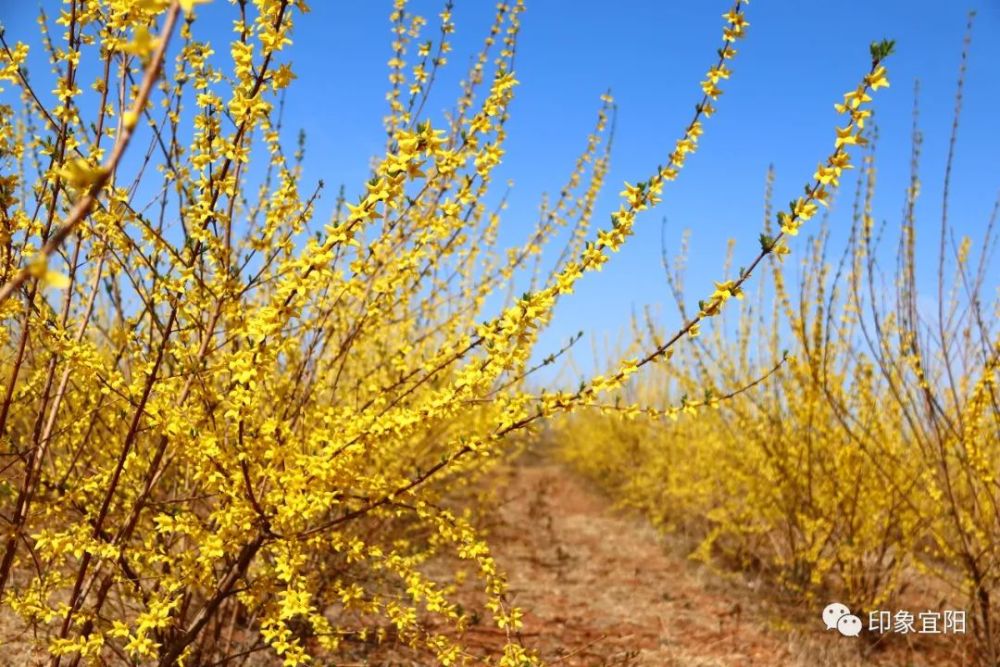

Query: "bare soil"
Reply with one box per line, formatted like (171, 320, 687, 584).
(424, 460, 972, 666)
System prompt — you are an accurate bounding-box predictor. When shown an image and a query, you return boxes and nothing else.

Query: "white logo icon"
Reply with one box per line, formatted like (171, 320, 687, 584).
(823, 602, 861, 636)
(822, 602, 851, 630)
(837, 614, 863, 637)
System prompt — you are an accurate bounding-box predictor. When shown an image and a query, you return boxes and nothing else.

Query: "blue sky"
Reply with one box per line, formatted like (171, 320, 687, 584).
(291, 1, 1000, 376)
(2, 1, 998, 379)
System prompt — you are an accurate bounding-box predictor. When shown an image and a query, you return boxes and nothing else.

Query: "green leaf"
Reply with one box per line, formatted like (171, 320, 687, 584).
(869, 38, 896, 64)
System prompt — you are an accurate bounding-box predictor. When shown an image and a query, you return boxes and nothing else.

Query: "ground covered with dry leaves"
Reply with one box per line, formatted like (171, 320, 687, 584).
(362, 457, 970, 666)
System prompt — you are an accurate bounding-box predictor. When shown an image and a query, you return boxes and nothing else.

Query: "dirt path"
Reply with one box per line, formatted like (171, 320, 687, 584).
(471, 461, 921, 666)
(481, 462, 793, 665)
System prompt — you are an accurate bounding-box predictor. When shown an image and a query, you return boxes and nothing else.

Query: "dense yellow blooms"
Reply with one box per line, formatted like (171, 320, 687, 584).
(0, 0, 949, 665)
(559, 37, 1000, 662)
(0, 0, 767, 664)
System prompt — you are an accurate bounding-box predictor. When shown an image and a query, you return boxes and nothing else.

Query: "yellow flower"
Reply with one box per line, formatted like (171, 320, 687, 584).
(700, 79, 723, 99)
(865, 65, 890, 90)
(135, 0, 170, 10)
(620, 182, 645, 208)
(121, 26, 161, 61)
(28, 257, 71, 289)
(835, 125, 862, 149)
(43, 270, 71, 289)
(792, 197, 818, 221)
(713, 280, 744, 301)
(834, 87, 872, 114)
(180, 0, 212, 15)
(57, 158, 106, 189)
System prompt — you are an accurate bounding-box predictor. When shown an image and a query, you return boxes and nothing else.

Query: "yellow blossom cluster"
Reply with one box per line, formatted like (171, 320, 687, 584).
(4, 0, 972, 664)
(558, 38, 1000, 660)
(0, 0, 780, 664)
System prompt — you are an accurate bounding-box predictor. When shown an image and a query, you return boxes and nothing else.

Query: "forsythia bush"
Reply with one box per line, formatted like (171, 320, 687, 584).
(0, 0, 899, 664)
(558, 23, 1000, 664)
